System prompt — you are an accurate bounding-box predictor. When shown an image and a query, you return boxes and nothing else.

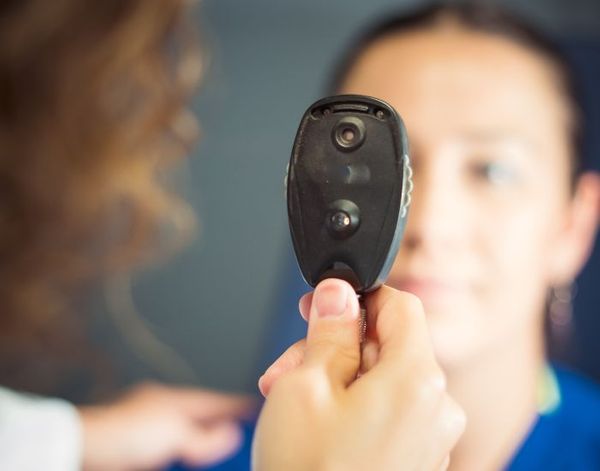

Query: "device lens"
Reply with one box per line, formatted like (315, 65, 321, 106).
(333, 117, 365, 151)
(341, 128, 355, 143)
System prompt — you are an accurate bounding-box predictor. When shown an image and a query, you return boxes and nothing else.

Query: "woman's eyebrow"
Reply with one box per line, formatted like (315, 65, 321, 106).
(458, 129, 513, 140)
(458, 131, 534, 154)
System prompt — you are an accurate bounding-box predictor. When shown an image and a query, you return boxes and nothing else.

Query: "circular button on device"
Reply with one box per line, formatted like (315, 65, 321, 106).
(327, 199, 360, 239)
(332, 116, 366, 152)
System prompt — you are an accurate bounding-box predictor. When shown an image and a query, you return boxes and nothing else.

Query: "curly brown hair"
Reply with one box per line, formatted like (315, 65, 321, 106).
(0, 0, 201, 393)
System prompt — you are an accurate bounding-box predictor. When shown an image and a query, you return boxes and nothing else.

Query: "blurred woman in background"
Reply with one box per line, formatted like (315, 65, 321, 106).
(261, 3, 600, 470)
(0, 0, 464, 469)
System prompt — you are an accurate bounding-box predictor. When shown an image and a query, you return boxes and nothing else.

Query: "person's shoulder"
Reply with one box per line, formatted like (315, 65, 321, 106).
(0, 385, 81, 470)
(547, 366, 600, 465)
(507, 366, 600, 471)
(554, 366, 600, 432)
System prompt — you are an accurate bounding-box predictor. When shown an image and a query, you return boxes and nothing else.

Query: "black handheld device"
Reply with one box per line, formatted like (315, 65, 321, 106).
(286, 95, 413, 294)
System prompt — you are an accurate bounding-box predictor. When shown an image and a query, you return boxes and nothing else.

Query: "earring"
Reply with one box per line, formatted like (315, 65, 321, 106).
(549, 283, 577, 329)
(547, 282, 577, 360)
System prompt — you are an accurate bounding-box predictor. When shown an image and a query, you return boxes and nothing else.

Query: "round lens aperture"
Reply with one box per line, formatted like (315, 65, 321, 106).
(333, 116, 365, 152)
(341, 128, 355, 144)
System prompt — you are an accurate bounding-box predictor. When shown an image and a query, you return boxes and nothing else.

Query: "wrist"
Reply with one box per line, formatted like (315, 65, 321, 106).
(78, 405, 120, 471)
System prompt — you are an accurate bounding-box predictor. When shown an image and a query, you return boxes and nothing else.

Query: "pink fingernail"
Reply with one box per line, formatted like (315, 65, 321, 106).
(312, 281, 350, 318)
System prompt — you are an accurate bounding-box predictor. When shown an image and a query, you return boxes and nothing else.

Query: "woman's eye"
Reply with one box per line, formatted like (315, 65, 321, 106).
(471, 161, 518, 186)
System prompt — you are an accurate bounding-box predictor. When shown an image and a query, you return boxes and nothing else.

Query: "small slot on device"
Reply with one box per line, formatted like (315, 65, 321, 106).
(332, 103, 370, 113)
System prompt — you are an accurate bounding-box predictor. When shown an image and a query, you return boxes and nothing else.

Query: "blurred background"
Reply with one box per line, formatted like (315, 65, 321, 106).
(8, 0, 599, 401)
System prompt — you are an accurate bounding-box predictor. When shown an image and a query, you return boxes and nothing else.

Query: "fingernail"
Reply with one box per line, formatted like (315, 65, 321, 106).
(312, 280, 351, 318)
(257, 375, 267, 396)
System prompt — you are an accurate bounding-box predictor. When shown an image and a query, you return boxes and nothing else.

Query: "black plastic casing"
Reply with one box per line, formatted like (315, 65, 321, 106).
(286, 95, 412, 293)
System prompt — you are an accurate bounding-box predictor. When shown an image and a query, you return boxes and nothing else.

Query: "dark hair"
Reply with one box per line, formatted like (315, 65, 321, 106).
(329, 1, 586, 180)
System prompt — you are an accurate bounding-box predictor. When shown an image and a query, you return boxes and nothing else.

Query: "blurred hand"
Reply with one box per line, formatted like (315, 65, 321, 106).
(253, 279, 465, 471)
(79, 383, 256, 471)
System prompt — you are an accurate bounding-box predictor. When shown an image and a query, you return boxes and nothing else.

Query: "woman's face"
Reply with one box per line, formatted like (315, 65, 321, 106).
(341, 27, 583, 370)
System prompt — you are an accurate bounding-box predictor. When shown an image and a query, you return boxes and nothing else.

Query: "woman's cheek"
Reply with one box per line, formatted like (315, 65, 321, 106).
(478, 197, 555, 321)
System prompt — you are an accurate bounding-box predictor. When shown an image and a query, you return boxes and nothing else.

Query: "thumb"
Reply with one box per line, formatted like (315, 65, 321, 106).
(302, 278, 361, 387)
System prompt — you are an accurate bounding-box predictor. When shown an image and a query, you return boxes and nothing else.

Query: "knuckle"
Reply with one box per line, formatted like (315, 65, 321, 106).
(446, 401, 467, 437)
(375, 290, 426, 334)
(397, 290, 425, 312)
(379, 288, 424, 316)
(428, 369, 448, 392)
(398, 293, 426, 325)
(271, 366, 330, 408)
(333, 343, 361, 367)
(309, 337, 360, 367)
(271, 369, 306, 393)
(410, 370, 446, 405)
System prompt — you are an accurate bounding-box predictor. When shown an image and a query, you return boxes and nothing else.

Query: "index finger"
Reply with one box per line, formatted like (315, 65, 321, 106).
(363, 286, 436, 371)
(171, 388, 258, 421)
